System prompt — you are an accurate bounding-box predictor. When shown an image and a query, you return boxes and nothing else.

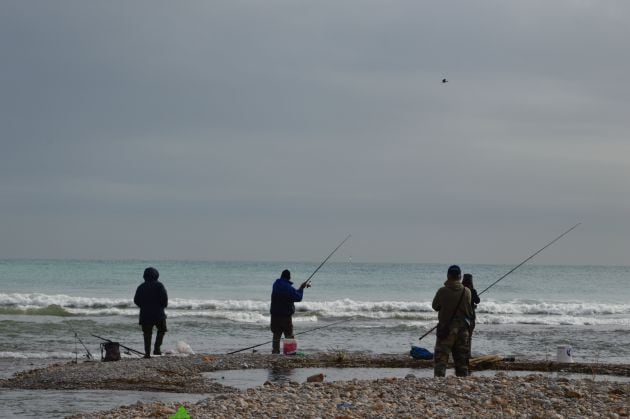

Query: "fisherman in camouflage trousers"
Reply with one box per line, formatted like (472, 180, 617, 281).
(431, 265, 474, 377)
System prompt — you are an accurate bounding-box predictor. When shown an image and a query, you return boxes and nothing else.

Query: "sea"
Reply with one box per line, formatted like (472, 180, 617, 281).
(1, 260, 629, 416)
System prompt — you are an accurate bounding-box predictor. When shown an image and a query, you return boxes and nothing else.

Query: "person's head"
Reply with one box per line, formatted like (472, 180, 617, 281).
(462, 273, 473, 288)
(447, 265, 461, 281)
(281, 269, 291, 280)
(143, 267, 159, 282)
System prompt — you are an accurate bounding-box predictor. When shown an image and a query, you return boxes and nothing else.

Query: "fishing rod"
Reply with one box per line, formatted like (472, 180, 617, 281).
(478, 222, 581, 296)
(227, 318, 354, 355)
(418, 223, 581, 342)
(91, 334, 145, 357)
(305, 234, 352, 286)
(73, 331, 94, 360)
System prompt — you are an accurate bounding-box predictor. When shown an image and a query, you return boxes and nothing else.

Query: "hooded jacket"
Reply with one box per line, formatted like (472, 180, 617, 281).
(134, 277, 168, 325)
(270, 278, 303, 317)
(432, 279, 474, 327)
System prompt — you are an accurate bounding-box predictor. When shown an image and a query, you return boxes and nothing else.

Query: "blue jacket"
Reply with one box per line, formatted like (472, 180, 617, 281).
(134, 279, 168, 325)
(270, 278, 303, 317)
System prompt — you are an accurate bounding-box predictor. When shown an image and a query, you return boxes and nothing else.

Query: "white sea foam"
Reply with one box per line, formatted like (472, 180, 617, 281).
(1, 293, 628, 326)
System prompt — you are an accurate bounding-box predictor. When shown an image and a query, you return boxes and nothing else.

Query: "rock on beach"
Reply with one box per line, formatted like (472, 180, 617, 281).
(69, 374, 629, 418)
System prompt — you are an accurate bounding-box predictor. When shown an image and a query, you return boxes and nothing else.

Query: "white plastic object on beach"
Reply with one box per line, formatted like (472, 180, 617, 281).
(556, 345, 573, 362)
(176, 341, 195, 354)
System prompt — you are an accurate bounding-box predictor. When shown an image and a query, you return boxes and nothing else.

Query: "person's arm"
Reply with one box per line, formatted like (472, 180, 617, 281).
(472, 289, 480, 305)
(290, 285, 304, 302)
(160, 283, 168, 308)
(432, 291, 441, 312)
(278, 280, 304, 302)
(134, 285, 142, 307)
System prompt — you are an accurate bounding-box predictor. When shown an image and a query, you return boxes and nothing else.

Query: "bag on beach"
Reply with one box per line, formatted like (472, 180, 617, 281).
(436, 323, 450, 339)
(100, 342, 121, 362)
(410, 346, 433, 360)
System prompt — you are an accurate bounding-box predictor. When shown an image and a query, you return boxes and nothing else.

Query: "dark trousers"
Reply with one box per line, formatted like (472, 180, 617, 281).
(270, 315, 293, 354)
(467, 320, 476, 360)
(141, 319, 167, 357)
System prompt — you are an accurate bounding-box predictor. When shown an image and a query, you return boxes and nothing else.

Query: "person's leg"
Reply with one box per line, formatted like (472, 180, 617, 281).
(283, 316, 294, 339)
(453, 326, 470, 377)
(154, 319, 167, 355)
(141, 324, 153, 358)
(433, 332, 455, 377)
(467, 323, 475, 366)
(270, 316, 282, 354)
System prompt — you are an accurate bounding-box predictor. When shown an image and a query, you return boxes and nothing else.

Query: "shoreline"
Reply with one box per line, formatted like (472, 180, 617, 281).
(1, 353, 629, 418)
(1, 352, 629, 393)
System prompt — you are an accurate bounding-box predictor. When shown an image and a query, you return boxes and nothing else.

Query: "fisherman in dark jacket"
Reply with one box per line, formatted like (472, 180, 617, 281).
(134, 267, 168, 358)
(270, 269, 309, 354)
(462, 273, 481, 361)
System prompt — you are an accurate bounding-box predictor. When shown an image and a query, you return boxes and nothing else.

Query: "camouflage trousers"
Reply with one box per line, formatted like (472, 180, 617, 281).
(434, 324, 470, 377)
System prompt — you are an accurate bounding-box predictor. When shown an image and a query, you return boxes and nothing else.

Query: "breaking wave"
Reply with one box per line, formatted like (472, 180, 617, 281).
(1, 293, 628, 326)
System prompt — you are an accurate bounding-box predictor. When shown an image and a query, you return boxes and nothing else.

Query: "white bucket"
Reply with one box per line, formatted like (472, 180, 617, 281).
(556, 345, 573, 363)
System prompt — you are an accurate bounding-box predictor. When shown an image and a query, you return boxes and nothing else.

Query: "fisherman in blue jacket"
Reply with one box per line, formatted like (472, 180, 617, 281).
(270, 269, 310, 354)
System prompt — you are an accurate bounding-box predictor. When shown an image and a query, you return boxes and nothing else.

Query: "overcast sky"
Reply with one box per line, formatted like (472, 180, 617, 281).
(1, 1, 629, 265)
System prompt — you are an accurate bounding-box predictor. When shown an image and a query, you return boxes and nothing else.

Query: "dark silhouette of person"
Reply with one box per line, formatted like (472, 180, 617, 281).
(134, 267, 168, 358)
(269, 269, 309, 354)
(462, 273, 480, 360)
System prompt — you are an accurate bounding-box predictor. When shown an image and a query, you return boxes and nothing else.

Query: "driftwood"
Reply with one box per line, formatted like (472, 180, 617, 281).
(469, 355, 504, 367)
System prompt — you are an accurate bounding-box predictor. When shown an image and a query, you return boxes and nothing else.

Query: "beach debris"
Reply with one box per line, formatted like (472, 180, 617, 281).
(336, 402, 354, 409)
(469, 355, 503, 367)
(306, 373, 325, 383)
(176, 341, 194, 355)
(169, 406, 191, 419)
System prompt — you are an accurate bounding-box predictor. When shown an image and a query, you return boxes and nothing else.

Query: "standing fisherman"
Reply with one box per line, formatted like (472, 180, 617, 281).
(270, 270, 310, 354)
(462, 273, 480, 360)
(134, 267, 168, 358)
(432, 265, 474, 377)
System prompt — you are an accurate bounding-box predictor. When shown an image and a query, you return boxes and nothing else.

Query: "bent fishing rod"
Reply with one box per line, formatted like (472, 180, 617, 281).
(227, 318, 354, 355)
(91, 334, 145, 357)
(418, 222, 581, 342)
(304, 234, 351, 286)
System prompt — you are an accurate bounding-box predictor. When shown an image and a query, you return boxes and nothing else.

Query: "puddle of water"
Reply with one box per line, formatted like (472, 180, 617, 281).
(0, 389, 205, 419)
(205, 367, 630, 390)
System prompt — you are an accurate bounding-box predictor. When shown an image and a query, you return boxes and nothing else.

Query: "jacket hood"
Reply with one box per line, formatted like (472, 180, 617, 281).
(143, 267, 159, 282)
(443, 279, 464, 290)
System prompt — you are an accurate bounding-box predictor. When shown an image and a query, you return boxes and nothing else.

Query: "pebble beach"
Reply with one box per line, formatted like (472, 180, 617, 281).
(2, 353, 628, 418)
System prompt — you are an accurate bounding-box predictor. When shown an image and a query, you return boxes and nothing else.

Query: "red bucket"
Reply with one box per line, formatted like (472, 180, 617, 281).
(282, 339, 297, 355)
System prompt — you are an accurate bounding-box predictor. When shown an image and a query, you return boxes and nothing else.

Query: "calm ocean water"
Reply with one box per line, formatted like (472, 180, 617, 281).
(1, 260, 629, 417)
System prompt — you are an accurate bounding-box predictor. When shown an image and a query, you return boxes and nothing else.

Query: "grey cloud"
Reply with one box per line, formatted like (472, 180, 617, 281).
(1, 0, 629, 264)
